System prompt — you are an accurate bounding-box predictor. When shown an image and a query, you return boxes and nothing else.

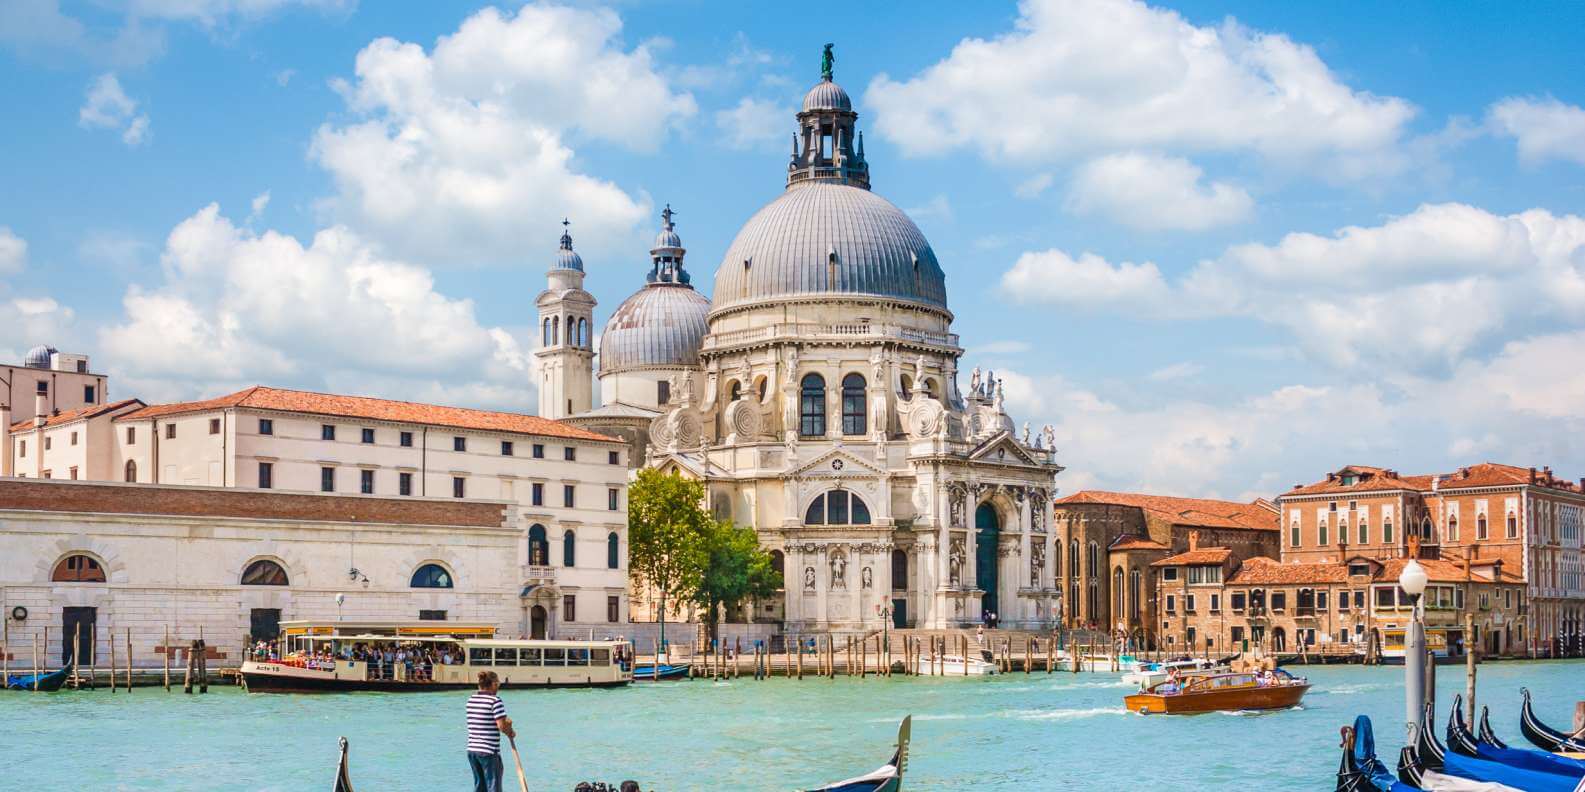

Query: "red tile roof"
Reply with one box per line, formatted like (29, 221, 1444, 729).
(9, 398, 145, 432)
(1286, 462, 1582, 497)
(1054, 490, 1278, 531)
(1227, 557, 1349, 585)
(115, 386, 619, 443)
(1109, 534, 1170, 551)
(1283, 465, 1425, 496)
(1150, 547, 1233, 567)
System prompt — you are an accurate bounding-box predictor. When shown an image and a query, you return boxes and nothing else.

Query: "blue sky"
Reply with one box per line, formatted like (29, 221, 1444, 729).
(3, 0, 1584, 498)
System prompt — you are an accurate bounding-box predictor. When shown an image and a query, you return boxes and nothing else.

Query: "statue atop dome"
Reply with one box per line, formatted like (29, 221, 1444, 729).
(820, 43, 835, 81)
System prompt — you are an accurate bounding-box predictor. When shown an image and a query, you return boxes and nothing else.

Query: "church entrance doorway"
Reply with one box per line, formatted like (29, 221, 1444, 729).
(976, 503, 1000, 620)
(530, 605, 548, 639)
(891, 598, 907, 629)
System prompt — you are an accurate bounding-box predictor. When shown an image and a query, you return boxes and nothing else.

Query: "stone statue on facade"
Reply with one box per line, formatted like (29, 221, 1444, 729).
(993, 379, 1005, 411)
(1021, 421, 1031, 445)
(680, 372, 696, 406)
(870, 392, 887, 440)
(804, 566, 816, 591)
(830, 551, 847, 589)
(948, 538, 965, 586)
(1042, 424, 1056, 453)
(1031, 541, 1045, 585)
(969, 366, 982, 395)
(861, 566, 873, 589)
(949, 487, 965, 528)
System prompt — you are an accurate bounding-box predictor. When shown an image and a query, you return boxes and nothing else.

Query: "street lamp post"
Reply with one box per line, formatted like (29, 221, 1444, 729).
(1400, 559, 1429, 738)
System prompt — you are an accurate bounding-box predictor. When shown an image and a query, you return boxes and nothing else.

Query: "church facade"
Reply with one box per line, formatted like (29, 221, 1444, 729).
(548, 55, 1063, 633)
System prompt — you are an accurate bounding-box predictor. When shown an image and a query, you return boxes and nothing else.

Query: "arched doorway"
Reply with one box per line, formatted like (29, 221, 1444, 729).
(530, 605, 548, 639)
(976, 503, 1000, 620)
(1272, 627, 1287, 653)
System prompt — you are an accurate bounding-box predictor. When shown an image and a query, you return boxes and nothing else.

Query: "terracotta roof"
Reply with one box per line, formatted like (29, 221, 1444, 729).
(115, 386, 619, 443)
(9, 398, 144, 432)
(1377, 557, 1523, 585)
(1285, 462, 1582, 497)
(1109, 534, 1169, 551)
(1283, 465, 1425, 497)
(1150, 547, 1232, 567)
(1054, 490, 1278, 531)
(1227, 557, 1349, 585)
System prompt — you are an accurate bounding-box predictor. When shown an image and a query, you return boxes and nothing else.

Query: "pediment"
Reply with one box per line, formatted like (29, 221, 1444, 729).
(968, 432, 1041, 467)
(791, 447, 888, 479)
(649, 453, 710, 480)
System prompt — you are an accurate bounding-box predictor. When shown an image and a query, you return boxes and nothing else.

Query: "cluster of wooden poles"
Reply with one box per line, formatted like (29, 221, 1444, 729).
(683, 631, 1102, 679)
(1, 622, 215, 693)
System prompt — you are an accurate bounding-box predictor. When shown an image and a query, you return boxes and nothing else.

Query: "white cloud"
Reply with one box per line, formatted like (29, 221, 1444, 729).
(1488, 96, 1585, 167)
(0, 227, 27, 275)
(715, 96, 785, 150)
(865, 0, 1414, 179)
(310, 4, 696, 266)
(1014, 173, 1054, 199)
(274, 68, 295, 86)
(79, 73, 151, 146)
(1003, 202, 1585, 371)
(98, 203, 534, 410)
(1000, 249, 1169, 307)
(1147, 361, 1202, 382)
(126, 0, 352, 29)
(247, 190, 271, 223)
(1, 0, 343, 67)
(1066, 152, 1252, 230)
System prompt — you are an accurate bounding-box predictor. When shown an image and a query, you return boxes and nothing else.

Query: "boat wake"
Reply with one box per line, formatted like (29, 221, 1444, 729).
(1007, 707, 1123, 721)
(865, 713, 972, 723)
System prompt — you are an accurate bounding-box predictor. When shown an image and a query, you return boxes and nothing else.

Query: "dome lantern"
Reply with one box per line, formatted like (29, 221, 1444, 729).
(789, 44, 869, 190)
(552, 218, 584, 272)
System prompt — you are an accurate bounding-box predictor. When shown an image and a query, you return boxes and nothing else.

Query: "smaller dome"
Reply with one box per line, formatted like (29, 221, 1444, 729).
(653, 228, 682, 250)
(802, 78, 852, 112)
(599, 285, 710, 375)
(552, 220, 583, 272)
(24, 344, 55, 369)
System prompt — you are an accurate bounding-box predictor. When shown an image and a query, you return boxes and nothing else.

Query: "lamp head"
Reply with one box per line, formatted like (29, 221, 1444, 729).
(335, 592, 346, 607)
(1399, 559, 1429, 597)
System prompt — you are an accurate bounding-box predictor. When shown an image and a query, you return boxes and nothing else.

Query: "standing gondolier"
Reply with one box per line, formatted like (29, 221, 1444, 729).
(466, 671, 516, 792)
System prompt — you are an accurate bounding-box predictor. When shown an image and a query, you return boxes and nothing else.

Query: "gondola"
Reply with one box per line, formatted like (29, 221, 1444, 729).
(629, 662, 690, 681)
(1397, 724, 1530, 791)
(5, 663, 71, 692)
(1447, 696, 1585, 780)
(1521, 688, 1585, 755)
(334, 737, 354, 792)
(1478, 708, 1508, 750)
(1335, 716, 1415, 792)
(1398, 709, 1583, 792)
(805, 715, 910, 792)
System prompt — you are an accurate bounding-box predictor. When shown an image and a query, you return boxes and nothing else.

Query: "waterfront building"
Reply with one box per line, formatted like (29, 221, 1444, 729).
(1154, 536, 1527, 658)
(1275, 463, 1584, 656)
(6, 384, 632, 638)
(1050, 491, 1278, 644)
(0, 346, 110, 477)
(541, 55, 1064, 632)
(0, 478, 525, 667)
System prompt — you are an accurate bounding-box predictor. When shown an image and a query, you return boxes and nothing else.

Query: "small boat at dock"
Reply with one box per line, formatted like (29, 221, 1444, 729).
(1121, 657, 1224, 688)
(1124, 669, 1308, 715)
(5, 664, 71, 692)
(630, 662, 691, 681)
(912, 653, 996, 676)
(1446, 695, 1585, 781)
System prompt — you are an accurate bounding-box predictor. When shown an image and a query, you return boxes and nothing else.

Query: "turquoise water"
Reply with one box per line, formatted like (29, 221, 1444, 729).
(5, 661, 1583, 790)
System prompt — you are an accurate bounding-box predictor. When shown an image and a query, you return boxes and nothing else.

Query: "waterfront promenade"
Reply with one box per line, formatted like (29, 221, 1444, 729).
(6, 659, 1581, 789)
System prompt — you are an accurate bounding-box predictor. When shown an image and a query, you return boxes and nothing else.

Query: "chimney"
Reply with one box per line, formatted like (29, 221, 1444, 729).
(33, 381, 47, 428)
(1327, 472, 1336, 482)
(0, 403, 10, 477)
(1431, 475, 1440, 492)
(1188, 530, 1200, 551)
(1543, 466, 1552, 483)
(1529, 466, 1538, 483)
(1460, 466, 1470, 478)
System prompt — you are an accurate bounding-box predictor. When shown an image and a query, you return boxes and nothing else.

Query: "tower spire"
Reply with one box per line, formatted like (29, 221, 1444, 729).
(559, 217, 573, 250)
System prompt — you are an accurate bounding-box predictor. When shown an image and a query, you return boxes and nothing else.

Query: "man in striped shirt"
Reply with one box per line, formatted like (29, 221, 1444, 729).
(466, 671, 515, 792)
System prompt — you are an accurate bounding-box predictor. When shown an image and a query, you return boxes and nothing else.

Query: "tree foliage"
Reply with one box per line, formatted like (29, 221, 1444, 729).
(626, 468, 711, 647)
(690, 519, 783, 641)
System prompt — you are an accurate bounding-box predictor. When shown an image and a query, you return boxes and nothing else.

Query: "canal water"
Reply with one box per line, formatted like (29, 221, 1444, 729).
(5, 660, 1582, 790)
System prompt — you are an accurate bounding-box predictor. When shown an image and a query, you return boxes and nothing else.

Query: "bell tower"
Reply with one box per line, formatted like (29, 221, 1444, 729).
(535, 220, 595, 419)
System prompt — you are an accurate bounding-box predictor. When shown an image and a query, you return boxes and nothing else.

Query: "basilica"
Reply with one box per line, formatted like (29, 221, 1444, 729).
(542, 56, 1064, 633)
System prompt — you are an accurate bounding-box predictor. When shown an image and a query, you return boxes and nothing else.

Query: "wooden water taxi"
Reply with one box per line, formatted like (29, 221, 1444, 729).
(1123, 669, 1309, 715)
(241, 620, 633, 693)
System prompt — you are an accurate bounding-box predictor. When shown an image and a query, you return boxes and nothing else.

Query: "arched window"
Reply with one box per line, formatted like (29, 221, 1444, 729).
(1383, 518, 1394, 545)
(1506, 512, 1518, 539)
(1087, 541, 1099, 577)
(1448, 515, 1459, 541)
(542, 318, 551, 346)
(920, 378, 937, 400)
(410, 563, 454, 588)
(799, 373, 826, 436)
(241, 559, 288, 586)
(1069, 540, 1079, 579)
(552, 316, 560, 346)
(528, 524, 549, 566)
(563, 530, 577, 567)
(578, 318, 588, 348)
(124, 460, 137, 483)
(1130, 569, 1142, 619)
(891, 549, 907, 591)
(729, 380, 742, 402)
(1087, 579, 1098, 620)
(1113, 567, 1124, 617)
(804, 490, 871, 525)
(52, 554, 106, 582)
(840, 373, 867, 435)
(770, 550, 785, 583)
(1476, 514, 1488, 540)
(1358, 519, 1369, 545)
(607, 532, 620, 569)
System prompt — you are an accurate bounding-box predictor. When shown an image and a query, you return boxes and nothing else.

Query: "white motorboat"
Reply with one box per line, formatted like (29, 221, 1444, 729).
(1075, 654, 1141, 673)
(913, 653, 997, 676)
(1121, 657, 1225, 688)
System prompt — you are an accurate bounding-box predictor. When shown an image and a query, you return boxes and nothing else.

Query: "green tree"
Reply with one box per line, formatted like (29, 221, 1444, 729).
(691, 519, 783, 643)
(626, 468, 710, 655)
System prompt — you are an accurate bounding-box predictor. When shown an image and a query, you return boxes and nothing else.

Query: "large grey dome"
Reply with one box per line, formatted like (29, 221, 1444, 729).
(599, 284, 710, 375)
(24, 344, 55, 369)
(710, 182, 948, 313)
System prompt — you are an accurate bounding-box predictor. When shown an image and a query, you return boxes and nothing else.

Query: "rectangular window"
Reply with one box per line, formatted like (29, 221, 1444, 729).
(419, 610, 446, 621)
(18, 440, 24, 457)
(84, 385, 96, 403)
(532, 482, 544, 506)
(607, 596, 619, 623)
(1339, 590, 1350, 610)
(1375, 587, 1396, 608)
(399, 472, 413, 496)
(453, 436, 466, 452)
(42, 470, 51, 479)
(1271, 592, 1287, 612)
(1384, 520, 1394, 544)
(1164, 595, 1175, 613)
(1354, 590, 1364, 610)
(1317, 591, 1329, 611)
(657, 379, 670, 406)
(1455, 587, 1464, 610)
(258, 418, 273, 436)
(166, 424, 176, 439)
(1231, 591, 1246, 611)
(1162, 567, 1178, 581)
(501, 441, 514, 456)
(320, 467, 335, 492)
(1185, 594, 1196, 612)
(209, 418, 220, 435)
(608, 488, 619, 511)
(1504, 589, 1512, 609)
(399, 431, 413, 447)
(1231, 626, 1245, 644)
(563, 594, 577, 623)
(259, 462, 273, 489)
(563, 485, 575, 508)
(360, 469, 374, 494)
(69, 466, 78, 480)
(1358, 521, 1369, 544)
(1506, 514, 1518, 539)
(44, 436, 51, 450)
(452, 477, 465, 498)
(126, 426, 136, 444)
(609, 450, 619, 465)
(1209, 593, 1220, 613)
(361, 428, 375, 444)
(321, 424, 335, 441)
(533, 443, 545, 459)
(563, 447, 576, 461)
(1290, 522, 1301, 547)
(70, 431, 78, 446)
(1319, 522, 1329, 547)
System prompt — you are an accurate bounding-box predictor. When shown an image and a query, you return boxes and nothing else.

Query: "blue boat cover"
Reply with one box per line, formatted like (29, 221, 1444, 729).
(1443, 749, 1585, 792)
(1474, 743, 1585, 779)
(1352, 716, 1418, 792)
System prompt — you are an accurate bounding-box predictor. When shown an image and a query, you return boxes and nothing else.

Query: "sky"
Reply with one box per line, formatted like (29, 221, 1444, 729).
(3, 0, 1584, 500)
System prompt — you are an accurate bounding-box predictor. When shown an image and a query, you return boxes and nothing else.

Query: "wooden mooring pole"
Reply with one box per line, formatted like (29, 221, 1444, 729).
(109, 627, 117, 693)
(125, 627, 132, 692)
(183, 640, 195, 694)
(33, 630, 41, 691)
(163, 625, 171, 691)
(1465, 611, 1477, 726)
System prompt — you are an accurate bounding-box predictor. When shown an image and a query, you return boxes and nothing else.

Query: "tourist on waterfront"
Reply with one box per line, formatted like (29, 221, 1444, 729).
(466, 670, 516, 792)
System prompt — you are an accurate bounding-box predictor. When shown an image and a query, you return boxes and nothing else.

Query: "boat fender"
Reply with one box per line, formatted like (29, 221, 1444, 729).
(1138, 706, 1149, 715)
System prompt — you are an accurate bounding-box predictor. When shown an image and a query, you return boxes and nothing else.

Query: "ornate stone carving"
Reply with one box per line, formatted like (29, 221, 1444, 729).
(861, 566, 873, 589)
(870, 392, 887, 440)
(954, 597, 965, 616)
(648, 411, 674, 449)
(829, 550, 848, 590)
(670, 410, 701, 448)
(948, 486, 966, 528)
(1031, 542, 1045, 585)
(907, 397, 943, 440)
(1042, 424, 1056, 453)
(803, 566, 816, 591)
(948, 538, 965, 586)
(1021, 421, 1031, 446)
(726, 398, 761, 440)
(969, 366, 982, 395)
(1030, 498, 1047, 532)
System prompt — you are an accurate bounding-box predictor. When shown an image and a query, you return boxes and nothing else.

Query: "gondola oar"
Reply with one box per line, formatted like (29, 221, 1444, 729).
(507, 735, 530, 792)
